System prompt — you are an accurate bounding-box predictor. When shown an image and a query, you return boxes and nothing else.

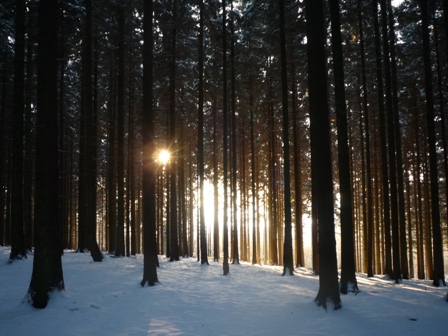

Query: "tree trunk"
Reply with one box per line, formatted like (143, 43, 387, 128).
(28, 0, 64, 308)
(0, 51, 7, 246)
(107, 61, 117, 254)
(229, 1, 239, 265)
(419, 0, 445, 286)
(222, 0, 229, 276)
(115, 5, 126, 257)
(24, 4, 36, 252)
(279, 0, 293, 276)
(213, 95, 220, 262)
(198, 0, 208, 265)
(141, 0, 159, 287)
(358, 0, 374, 278)
(380, 0, 401, 282)
(329, 0, 358, 293)
(169, 0, 179, 262)
(306, 0, 341, 310)
(10, 0, 26, 262)
(249, 79, 257, 265)
(85, 0, 102, 261)
(373, 0, 393, 277)
(386, 0, 409, 280)
(268, 72, 278, 266)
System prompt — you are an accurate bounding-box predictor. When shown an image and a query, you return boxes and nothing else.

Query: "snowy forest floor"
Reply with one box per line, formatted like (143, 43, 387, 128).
(0, 246, 446, 335)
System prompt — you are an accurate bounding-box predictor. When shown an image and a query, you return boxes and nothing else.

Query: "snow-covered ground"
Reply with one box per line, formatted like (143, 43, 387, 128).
(0, 246, 446, 335)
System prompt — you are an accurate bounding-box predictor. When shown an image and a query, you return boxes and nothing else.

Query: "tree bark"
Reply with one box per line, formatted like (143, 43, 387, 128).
(10, 0, 26, 262)
(198, 0, 208, 265)
(419, 0, 446, 286)
(115, 4, 126, 257)
(222, 0, 230, 276)
(306, 0, 341, 310)
(329, 0, 358, 293)
(141, 0, 159, 287)
(28, 0, 64, 308)
(380, 0, 401, 282)
(279, 0, 293, 276)
(169, 0, 179, 262)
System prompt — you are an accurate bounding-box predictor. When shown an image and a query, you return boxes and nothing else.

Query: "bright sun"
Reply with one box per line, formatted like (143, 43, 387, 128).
(158, 150, 170, 165)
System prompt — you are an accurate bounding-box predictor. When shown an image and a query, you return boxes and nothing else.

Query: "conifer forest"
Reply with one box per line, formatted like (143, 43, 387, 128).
(0, 0, 448, 309)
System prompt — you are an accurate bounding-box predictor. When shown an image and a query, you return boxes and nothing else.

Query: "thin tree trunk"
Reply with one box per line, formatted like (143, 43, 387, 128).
(387, 0, 409, 279)
(419, 0, 445, 286)
(115, 5, 126, 257)
(10, 0, 26, 261)
(373, 0, 392, 277)
(380, 0, 401, 282)
(213, 95, 220, 262)
(141, 0, 159, 286)
(86, 0, 102, 261)
(198, 0, 208, 265)
(230, 1, 239, 265)
(107, 63, 117, 254)
(268, 71, 278, 265)
(24, 6, 36, 252)
(358, 0, 374, 278)
(290, 51, 303, 269)
(329, 0, 358, 292)
(222, 0, 230, 276)
(249, 79, 257, 265)
(0, 51, 7, 246)
(279, 0, 293, 276)
(169, 0, 179, 262)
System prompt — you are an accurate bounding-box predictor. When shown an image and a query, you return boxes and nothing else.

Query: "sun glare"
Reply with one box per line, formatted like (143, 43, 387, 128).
(158, 150, 170, 165)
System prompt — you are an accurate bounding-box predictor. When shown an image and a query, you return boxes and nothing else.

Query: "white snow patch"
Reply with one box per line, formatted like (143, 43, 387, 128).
(0, 246, 446, 335)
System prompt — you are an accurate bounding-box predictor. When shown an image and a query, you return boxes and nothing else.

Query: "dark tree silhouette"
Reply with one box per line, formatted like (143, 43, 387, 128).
(279, 0, 293, 276)
(306, 0, 341, 310)
(222, 0, 230, 276)
(380, 0, 401, 283)
(115, 4, 126, 257)
(373, 0, 393, 278)
(357, 0, 373, 278)
(329, 0, 357, 293)
(10, 0, 26, 262)
(28, 0, 64, 308)
(230, 1, 239, 266)
(419, 0, 445, 287)
(169, 0, 179, 262)
(141, 0, 159, 287)
(78, 0, 103, 262)
(198, 0, 208, 266)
